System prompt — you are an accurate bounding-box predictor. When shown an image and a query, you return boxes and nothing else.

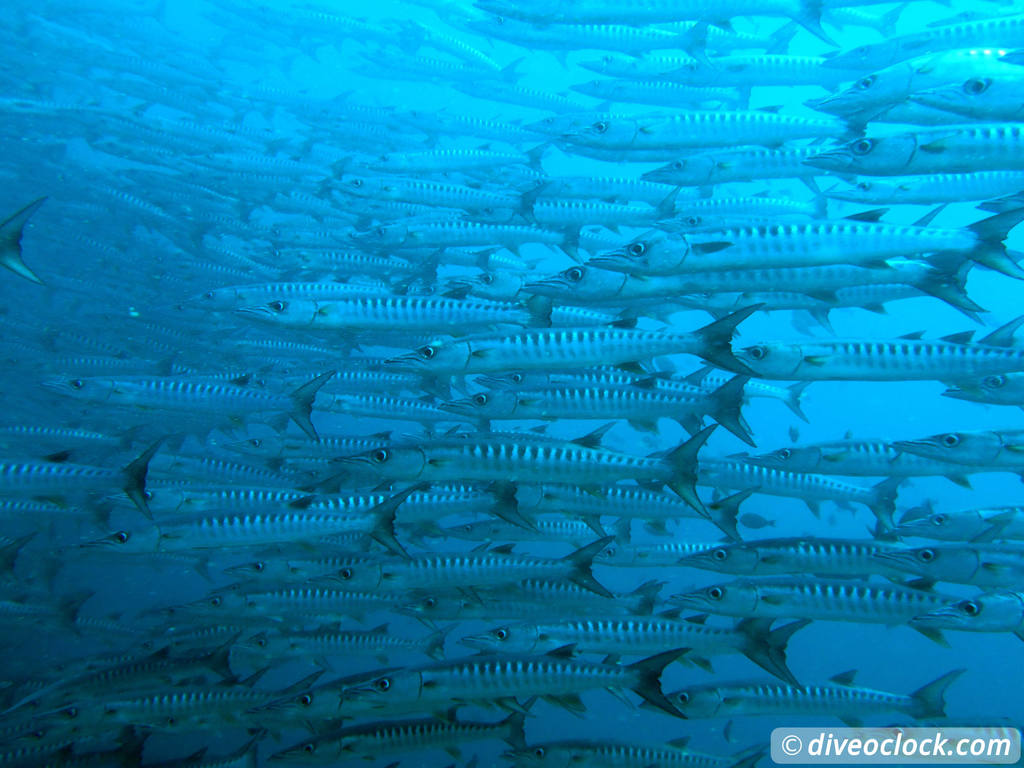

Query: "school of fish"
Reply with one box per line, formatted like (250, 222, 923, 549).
(2, 0, 1024, 765)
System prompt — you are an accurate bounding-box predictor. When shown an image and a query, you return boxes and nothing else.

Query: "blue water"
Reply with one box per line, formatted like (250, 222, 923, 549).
(1, 0, 1023, 765)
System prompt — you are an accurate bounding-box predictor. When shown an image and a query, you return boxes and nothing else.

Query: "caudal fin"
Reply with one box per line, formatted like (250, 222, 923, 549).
(737, 617, 810, 685)
(626, 649, 689, 718)
(288, 370, 336, 440)
(121, 438, 164, 518)
(705, 487, 753, 542)
(707, 375, 755, 446)
(0, 197, 47, 285)
(867, 476, 902, 532)
(910, 668, 964, 719)
(663, 424, 717, 514)
(561, 536, 615, 598)
(694, 306, 760, 374)
(967, 207, 1024, 279)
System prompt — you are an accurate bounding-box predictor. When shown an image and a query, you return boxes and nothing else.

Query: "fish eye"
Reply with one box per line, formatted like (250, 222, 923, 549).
(480, 273, 494, 284)
(64, 707, 78, 719)
(778, 448, 792, 460)
(686, 216, 701, 226)
(964, 77, 990, 94)
(249, 438, 263, 447)
(628, 242, 646, 256)
(592, 120, 608, 133)
(707, 586, 724, 600)
(932, 514, 947, 525)
(676, 691, 690, 704)
(852, 138, 875, 155)
(143, 490, 154, 500)
(856, 74, 876, 90)
(375, 677, 391, 691)
(339, 567, 353, 580)
(70, 379, 84, 389)
(299, 693, 313, 706)
(534, 748, 546, 758)
(856, 182, 872, 191)
(959, 600, 980, 616)
(511, 373, 523, 383)
(473, 393, 488, 406)
(672, 160, 685, 170)
(372, 448, 389, 463)
(302, 743, 316, 754)
(255, 636, 267, 648)
(941, 433, 961, 447)
(418, 345, 436, 359)
(565, 267, 583, 282)
(254, 561, 265, 572)
(350, 178, 364, 187)
(203, 291, 214, 299)
(424, 597, 436, 607)
(375, 226, 385, 237)
(712, 548, 728, 561)
(268, 300, 286, 312)
(917, 548, 936, 562)
(747, 345, 767, 361)
(209, 596, 222, 606)
(495, 627, 508, 640)
(115, 531, 129, 544)
(984, 374, 1006, 389)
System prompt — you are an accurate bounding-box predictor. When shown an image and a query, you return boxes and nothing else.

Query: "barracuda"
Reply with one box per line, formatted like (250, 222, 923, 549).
(441, 375, 753, 444)
(895, 427, 1024, 471)
(337, 426, 714, 512)
(825, 171, 1024, 205)
(383, 307, 754, 376)
(875, 544, 1024, 587)
(913, 69, 1024, 121)
(42, 371, 335, 439)
(698, 458, 901, 527)
(461, 617, 808, 684)
(665, 670, 963, 723)
(271, 710, 525, 763)
(561, 110, 847, 152)
(893, 500, 1024, 542)
(670, 577, 957, 638)
(911, 591, 1024, 638)
(591, 207, 1024, 279)
(323, 537, 616, 597)
(235, 624, 449, 668)
(805, 124, 1024, 176)
(507, 740, 764, 768)
(678, 537, 909, 578)
(742, 437, 975, 485)
(234, 295, 542, 333)
(733, 319, 1024, 382)
(85, 486, 420, 557)
(273, 647, 687, 721)
(642, 146, 822, 187)
(0, 440, 161, 517)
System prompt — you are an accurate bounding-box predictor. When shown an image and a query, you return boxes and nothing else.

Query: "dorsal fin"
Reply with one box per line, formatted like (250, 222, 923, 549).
(913, 204, 947, 228)
(940, 331, 974, 344)
(571, 422, 615, 449)
(829, 669, 857, 686)
(897, 331, 925, 340)
(980, 315, 1024, 347)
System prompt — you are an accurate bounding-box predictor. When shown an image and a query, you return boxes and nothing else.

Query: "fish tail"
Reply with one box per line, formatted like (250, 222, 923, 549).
(0, 196, 47, 285)
(121, 438, 165, 519)
(560, 535, 615, 597)
(737, 617, 810, 685)
(626, 649, 689, 718)
(910, 668, 965, 719)
(783, 381, 812, 422)
(663, 424, 717, 513)
(366, 483, 427, 558)
(287, 370, 336, 440)
(967, 207, 1024, 279)
(707, 375, 755, 446)
(694, 306, 760, 374)
(867, 476, 902, 532)
(705, 488, 754, 542)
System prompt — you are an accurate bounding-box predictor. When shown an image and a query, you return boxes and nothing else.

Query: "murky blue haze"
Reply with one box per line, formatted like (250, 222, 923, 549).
(0, 0, 1023, 766)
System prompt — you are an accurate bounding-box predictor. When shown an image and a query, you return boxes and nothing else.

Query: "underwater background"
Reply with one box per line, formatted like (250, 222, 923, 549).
(1, 0, 1024, 765)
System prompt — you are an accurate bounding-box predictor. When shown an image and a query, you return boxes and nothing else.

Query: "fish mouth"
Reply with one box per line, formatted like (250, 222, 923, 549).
(909, 606, 965, 627)
(666, 592, 705, 608)
(383, 353, 425, 369)
(891, 439, 939, 455)
(523, 278, 569, 292)
(234, 306, 276, 319)
(457, 633, 493, 650)
(801, 150, 851, 169)
(585, 254, 633, 271)
(870, 550, 914, 566)
(437, 401, 475, 416)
